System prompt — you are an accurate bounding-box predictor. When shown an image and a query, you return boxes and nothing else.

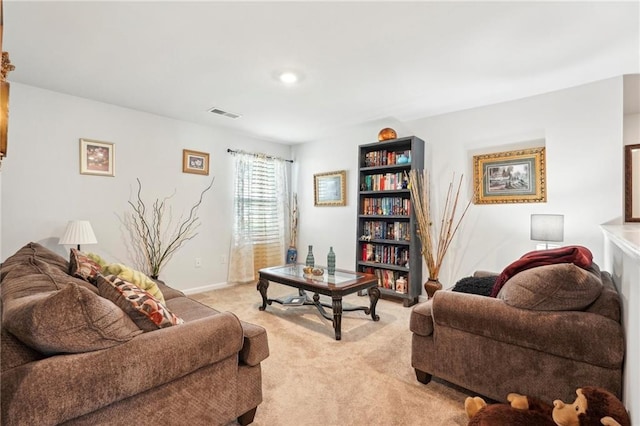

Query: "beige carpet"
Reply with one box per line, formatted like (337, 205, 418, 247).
(191, 283, 473, 426)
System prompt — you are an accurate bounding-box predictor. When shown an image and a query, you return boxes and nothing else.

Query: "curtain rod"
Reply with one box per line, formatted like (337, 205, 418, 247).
(226, 148, 293, 163)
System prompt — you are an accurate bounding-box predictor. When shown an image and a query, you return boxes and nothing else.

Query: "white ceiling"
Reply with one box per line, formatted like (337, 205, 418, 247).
(3, 1, 639, 144)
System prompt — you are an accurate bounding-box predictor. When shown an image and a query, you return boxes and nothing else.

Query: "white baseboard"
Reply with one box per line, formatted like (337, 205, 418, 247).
(183, 281, 234, 295)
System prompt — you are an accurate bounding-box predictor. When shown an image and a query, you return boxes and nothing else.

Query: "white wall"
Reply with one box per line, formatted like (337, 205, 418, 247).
(408, 77, 624, 286)
(4, 79, 624, 292)
(294, 77, 624, 292)
(624, 113, 640, 145)
(292, 122, 386, 271)
(1, 83, 291, 292)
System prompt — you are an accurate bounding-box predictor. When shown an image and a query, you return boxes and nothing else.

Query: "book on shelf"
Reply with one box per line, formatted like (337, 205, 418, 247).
(361, 197, 411, 216)
(361, 220, 411, 241)
(363, 150, 412, 167)
(360, 243, 409, 267)
(360, 267, 409, 294)
(361, 172, 407, 191)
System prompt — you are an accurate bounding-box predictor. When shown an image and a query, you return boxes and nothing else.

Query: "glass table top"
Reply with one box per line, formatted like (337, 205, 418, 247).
(264, 264, 366, 286)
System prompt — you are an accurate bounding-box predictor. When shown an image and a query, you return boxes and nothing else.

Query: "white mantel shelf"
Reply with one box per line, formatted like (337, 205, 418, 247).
(601, 224, 640, 260)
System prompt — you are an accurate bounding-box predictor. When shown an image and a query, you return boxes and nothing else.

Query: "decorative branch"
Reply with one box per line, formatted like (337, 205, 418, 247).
(289, 193, 298, 248)
(126, 177, 214, 277)
(408, 170, 472, 280)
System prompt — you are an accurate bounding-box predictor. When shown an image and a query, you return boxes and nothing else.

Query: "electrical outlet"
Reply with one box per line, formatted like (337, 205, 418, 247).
(195, 257, 202, 268)
(220, 255, 227, 264)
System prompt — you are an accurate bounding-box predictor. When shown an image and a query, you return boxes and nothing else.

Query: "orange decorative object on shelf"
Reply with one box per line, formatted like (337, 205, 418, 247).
(378, 128, 397, 141)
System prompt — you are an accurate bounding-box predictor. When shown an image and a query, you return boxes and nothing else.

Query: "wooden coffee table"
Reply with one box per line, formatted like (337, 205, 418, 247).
(257, 264, 380, 340)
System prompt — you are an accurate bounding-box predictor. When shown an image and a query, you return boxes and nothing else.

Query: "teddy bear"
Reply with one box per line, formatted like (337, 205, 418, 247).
(464, 387, 630, 426)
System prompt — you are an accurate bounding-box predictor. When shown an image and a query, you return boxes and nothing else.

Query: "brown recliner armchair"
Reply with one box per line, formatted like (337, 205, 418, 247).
(409, 265, 625, 404)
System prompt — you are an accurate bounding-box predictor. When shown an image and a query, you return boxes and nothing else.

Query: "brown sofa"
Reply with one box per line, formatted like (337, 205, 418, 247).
(410, 265, 625, 404)
(1, 242, 269, 425)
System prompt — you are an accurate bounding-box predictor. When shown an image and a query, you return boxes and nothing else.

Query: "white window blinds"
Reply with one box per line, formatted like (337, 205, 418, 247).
(228, 152, 288, 282)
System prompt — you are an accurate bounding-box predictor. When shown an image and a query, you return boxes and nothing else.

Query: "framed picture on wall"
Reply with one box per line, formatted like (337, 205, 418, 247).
(314, 170, 346, 206)
(0, 82, 8, 160)
(182, 149, 210, 175)
(473, 147, 546, 204)
(625, 144, 640, 222)
(79, 138, 115, 177)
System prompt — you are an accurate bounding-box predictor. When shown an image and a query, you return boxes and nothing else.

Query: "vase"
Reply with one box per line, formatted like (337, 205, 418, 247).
(424, 278, 443, 299)
(378, 127, 397, 141)
(286, 246, 298, 264)
(305, 245, 315, 267)
(327, 247, 336, 275)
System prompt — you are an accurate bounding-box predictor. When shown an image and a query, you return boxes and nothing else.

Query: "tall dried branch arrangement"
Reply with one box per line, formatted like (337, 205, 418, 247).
(127, 177, 214, 278)
(408, 169, 472, 280)
(289, 192, 298, 248)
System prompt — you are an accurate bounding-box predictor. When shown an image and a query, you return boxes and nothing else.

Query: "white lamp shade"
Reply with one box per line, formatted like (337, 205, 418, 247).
(530, 214, 564, 242)
(59, 220, 98, 246)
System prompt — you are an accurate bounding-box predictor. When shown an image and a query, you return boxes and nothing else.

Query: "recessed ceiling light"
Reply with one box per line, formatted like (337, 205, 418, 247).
(279, 72, 299, 84)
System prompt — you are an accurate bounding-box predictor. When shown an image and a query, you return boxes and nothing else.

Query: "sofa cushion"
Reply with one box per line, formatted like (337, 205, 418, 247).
(154, 279, 186, 300)
(1, 327, 45, 371)
(97, 275, 183, 332)
(490, 245, 594, 297)
(165, 296, 220, 322)
(497, 263, 603, 311)
(584, 271, 621, 323)
(1, 262, 64, 301)
(2, 284, 142, 355)
(101, 263, 165, 303)
(69, 248, 103, 282)
(1, 258, 99, 304)
(1, 242, 69, 280)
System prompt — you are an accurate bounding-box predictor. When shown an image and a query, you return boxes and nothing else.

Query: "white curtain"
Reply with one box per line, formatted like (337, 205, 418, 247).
(228, 152, 288, 282)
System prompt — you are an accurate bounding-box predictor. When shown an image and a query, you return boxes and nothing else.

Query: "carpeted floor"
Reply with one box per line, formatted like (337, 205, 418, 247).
(191, 282, 473, 426)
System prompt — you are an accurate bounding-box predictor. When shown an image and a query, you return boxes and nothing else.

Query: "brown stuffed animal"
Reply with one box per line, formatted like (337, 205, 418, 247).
(465, 387, 630, 426)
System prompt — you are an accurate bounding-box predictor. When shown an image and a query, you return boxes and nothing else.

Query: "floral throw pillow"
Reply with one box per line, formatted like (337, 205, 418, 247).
(101, 263, 165, 303)
(69, 248, 103, 283)
(96, 275, 183, 332)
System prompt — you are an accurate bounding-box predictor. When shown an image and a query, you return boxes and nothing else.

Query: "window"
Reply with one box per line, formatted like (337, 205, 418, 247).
(228, 152, 288, 282)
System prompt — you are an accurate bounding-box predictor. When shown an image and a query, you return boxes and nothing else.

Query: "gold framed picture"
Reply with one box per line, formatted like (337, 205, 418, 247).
(79, 138, 115, 177)
(0, 81, 8, 160)
(314, 170, 346, 206)
(625, 144, 640, 222)
(473, 147, 546, 204)
(182, 149, 210, 175)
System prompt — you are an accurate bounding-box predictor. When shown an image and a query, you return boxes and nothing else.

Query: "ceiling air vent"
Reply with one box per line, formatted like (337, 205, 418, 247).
(208, 107, 242, 119)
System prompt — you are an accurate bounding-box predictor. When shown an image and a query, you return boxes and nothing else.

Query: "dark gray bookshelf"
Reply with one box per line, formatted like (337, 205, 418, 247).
(356, 136, 424, 307)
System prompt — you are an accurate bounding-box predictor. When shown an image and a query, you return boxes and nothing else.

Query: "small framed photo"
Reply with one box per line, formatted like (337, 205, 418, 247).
(182, 149, 210, 175)
(79, 138, 115, 176)
(314, 170, 346, 206)
(473, 147, 546, 204)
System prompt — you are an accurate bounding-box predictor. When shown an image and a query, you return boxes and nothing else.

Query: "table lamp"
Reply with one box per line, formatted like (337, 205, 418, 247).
(59, 220, 97, 251)
(530, 214, 564, 250)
